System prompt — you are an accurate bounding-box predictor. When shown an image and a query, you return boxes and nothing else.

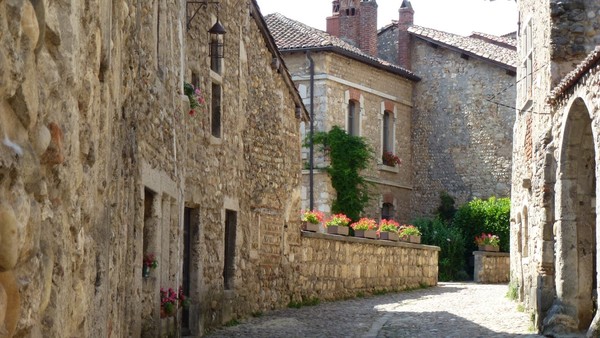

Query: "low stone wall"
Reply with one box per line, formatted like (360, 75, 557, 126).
(295, 232, 440, 300)
(473, 251, 510, 283)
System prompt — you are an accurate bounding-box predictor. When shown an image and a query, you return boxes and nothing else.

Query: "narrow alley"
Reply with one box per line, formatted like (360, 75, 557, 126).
(205, 283, 543, 338)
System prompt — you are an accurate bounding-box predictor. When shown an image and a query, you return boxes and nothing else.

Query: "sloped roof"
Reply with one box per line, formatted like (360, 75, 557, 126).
(264, 13, 420, 81)
(547, 46, 600, 104)
(408, 25, 517, 70)
(249, 1, 309, 121)
(470, 32, 516, 50)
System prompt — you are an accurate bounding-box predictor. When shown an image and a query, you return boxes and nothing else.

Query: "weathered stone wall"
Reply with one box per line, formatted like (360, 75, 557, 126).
(296, 232, 439, 299)
(410, 39, 515, 217)
(283, 51, 415, 222)
(0, 0, 188, 336)
(473, 252, 510, 284)
(183, 2, 305, 335)
(511, 0, 600, 335)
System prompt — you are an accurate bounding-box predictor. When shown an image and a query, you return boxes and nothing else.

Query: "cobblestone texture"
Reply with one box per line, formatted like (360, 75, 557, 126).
(205, 282, 543, 338)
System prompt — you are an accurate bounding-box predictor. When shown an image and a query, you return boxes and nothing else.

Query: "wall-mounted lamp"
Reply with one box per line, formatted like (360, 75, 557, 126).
(186, 1, 224, 31)
(208, 18, 226, 59)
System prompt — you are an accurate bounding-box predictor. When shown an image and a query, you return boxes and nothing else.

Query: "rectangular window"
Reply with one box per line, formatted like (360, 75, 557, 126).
(223, 209, 237, 290)
(521, 20, 533, 101)
(211, 83, 221, 138)
(210, 36, 222, 74)
(383, 111, 393, 153)
(348, 101, 359, 136)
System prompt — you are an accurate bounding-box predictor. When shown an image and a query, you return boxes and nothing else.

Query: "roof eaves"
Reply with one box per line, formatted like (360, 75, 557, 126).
(547, 46, 600, 105)
(250, 1, 310, 121)
(279, 46, 421, 82)
(411, 34, 516, 72)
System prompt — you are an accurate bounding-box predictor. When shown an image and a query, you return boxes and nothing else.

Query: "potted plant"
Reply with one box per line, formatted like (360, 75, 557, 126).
(351, 218, 378, 239)
(143, 253, 158, 278)
(325, 213, 351, 236)
(183, 82, 205, 116)
(475, 233, 500, 252)
(159, 287, 190, 318)
(160, 287, 179, 318)
(378, 219, 400, 241)
(301, 210, 324, 232)
(382, 151, 402, 167)
(399, 224, 422, 244)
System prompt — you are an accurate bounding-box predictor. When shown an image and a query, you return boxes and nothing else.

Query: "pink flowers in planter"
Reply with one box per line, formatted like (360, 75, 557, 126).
(301, 210, 325, 224)
(378, 219, 400, 233)
(325, 214, 351, 227)
(350, 218, 378, 231)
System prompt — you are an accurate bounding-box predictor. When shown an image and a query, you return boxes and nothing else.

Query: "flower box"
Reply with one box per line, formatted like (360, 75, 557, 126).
(302, 221, 320, 232)
(409, 235, 421, 244)
(379, 231, 399, 241)
(327, 226, 349, 236)
(478, 245, 499, 252)
(354, 229, 378, 239)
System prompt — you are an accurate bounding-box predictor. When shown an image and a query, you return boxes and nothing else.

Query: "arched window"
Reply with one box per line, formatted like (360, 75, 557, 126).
(381, 203, 394, 220)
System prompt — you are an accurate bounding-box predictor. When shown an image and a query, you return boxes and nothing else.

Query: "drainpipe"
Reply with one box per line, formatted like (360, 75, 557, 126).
(307, 51, 315, 211)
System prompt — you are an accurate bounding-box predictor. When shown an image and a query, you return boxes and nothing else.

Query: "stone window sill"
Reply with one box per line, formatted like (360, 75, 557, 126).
(377, 163, 399, 173)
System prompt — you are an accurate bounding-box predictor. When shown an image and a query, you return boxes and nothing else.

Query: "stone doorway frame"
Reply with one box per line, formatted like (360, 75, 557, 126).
(550, 97, 597, 333)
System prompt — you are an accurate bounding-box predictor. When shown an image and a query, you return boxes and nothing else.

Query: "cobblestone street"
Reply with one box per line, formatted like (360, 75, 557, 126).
(205, 282, 543, 338)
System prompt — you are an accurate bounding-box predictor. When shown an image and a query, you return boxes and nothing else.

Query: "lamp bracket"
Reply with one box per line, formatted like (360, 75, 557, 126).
(186, 1, 221, 31)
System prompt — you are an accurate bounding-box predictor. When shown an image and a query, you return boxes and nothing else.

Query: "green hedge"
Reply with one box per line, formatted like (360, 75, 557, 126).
(452, 197, 510, 253)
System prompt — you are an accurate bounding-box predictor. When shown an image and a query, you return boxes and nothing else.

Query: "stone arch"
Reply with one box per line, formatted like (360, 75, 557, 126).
(553, 97, 596, 331)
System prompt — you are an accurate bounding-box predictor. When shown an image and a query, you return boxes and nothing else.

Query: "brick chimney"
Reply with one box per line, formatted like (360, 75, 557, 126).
(326, 1, 341, 37)
(398, 0, 414, 69)
(326, 0, 378, 57)
(358, 0, 378, 56)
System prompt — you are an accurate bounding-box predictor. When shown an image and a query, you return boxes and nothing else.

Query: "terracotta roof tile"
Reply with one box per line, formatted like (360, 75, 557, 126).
(470, 32, 516, 50)
(547, 46, 600, 104)
(408, 25, 517, 69)
(264, 13, 419, 80)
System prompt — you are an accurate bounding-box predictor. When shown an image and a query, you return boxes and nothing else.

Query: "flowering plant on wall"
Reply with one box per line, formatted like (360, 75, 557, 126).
(378, 219, 400, 233)
(398, 224, 421, 237)
(160, 287, 190, 317)
(160, 287, 179, 316)
(142, 253, 158, 278)
(325, 213, 351, 227)
(184, 82, 205, 116)
(301, 210, 324, 224)
(350, 218, 378, 231)
(382, 151, 401, 167)
(474, 233, 500, 247)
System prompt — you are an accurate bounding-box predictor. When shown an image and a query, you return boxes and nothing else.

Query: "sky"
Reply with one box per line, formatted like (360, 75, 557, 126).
(255, 0, 518, 37)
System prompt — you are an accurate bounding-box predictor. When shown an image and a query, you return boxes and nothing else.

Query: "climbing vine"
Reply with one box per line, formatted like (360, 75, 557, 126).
(310, 126, 373, 221)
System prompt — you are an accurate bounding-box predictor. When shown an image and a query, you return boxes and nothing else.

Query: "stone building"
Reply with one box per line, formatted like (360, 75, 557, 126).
(267, 0, 516, 221)
(378, 1, 517, 217)
(265, 10, 419, 222)
(510, 0, 600, 336)
(0, 0, 307, 337)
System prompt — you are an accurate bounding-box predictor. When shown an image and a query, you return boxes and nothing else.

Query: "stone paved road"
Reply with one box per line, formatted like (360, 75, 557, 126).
(205, 282, 544, 338)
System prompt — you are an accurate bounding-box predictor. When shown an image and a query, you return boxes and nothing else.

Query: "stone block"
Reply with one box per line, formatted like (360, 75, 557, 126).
(0, 205, 20, 272)
(0, 271, 20, 338)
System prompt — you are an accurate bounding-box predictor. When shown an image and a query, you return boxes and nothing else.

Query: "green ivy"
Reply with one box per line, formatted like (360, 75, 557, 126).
(310, 126, 373, 221)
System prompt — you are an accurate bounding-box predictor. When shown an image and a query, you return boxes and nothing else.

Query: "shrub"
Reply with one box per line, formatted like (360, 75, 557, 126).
(436, 191, 457, 223)
(413, 217, 466, 281)
(452, 197, 510, 253)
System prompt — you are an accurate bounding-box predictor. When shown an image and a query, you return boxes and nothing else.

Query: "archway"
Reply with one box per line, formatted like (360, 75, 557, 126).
(556, 98, 597, 330)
